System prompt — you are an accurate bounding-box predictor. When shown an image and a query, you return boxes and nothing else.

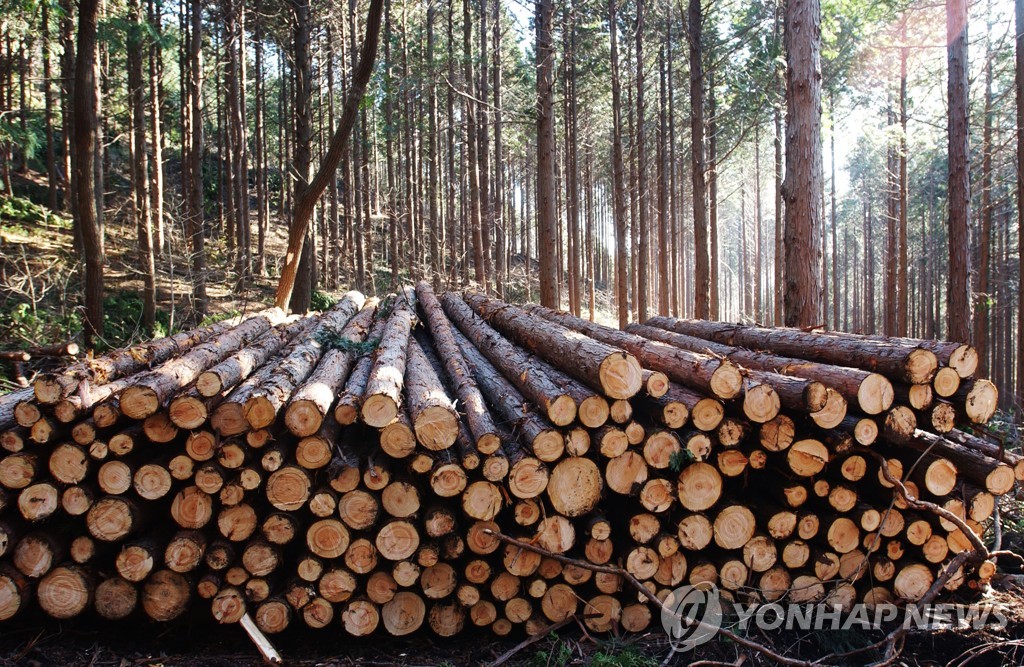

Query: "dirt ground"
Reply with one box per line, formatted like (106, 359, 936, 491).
(2, 591, 1024, 667)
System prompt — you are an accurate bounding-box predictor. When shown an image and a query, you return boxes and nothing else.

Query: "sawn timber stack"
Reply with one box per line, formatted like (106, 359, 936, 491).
(0, 285, 1013, 641)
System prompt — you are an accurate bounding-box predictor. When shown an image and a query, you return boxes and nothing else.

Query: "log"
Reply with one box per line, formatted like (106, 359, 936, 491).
(900, 429, 1014, 495)
(120, 310, 286, 419)
(35, 315, 251, 403)
(646, 318, 938, 384)
(639, 319, 895, 415)
(952, 379, 998, 425)
(38, 564, 92, 619)
(284, 298, 378, 436)
(449, 325, 563, 461)
(361, 288, 418, 428)
(416, 283, 503, 451)
(944, 428, 1024, 480)
(521, 303, 739, 400)
(464, 294, 645, 400)
(403, 337, 459, 450)
(94, 576, 137, 620)
(441, 293, 576, 425)
(244, 293, 366, 430)
(814, 331, 977, 379)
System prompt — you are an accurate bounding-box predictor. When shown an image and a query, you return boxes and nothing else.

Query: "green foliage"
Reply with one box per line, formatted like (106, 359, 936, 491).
(100, 291, 172, 349)
(528, 635, 573, 667)
(669, 448, 696, 473)
(0, 195, 71, 230)
(198, 310, 240, 328)
(0, 300, 81, 349)
(589, 647, 658, 667)
(310, 290, 337, 312)
(315, 328, 380, 356)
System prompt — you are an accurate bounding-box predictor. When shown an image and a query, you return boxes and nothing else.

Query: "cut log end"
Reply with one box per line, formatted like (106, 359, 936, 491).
(858, 374, 894, 415)
(933, 367, 960, 398)
(598, 353, 644, 400)
(906, 349, 939, 385)
(809, 389, 847, 429)
(948, 345, 978, 378)
(742, 383, 781, 424)
(120, 386, 160, 420)
(964, 380, 998, 424)
(414, 406, 460, 451)
(362, 395, 399, 429)
(284, 400, 323, 438)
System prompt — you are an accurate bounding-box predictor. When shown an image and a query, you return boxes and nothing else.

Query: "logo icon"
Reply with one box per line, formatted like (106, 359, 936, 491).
(660, 583, 723, 651)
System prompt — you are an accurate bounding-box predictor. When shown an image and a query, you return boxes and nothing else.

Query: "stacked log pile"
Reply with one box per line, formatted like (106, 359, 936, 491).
(0, 285, 1014, 641)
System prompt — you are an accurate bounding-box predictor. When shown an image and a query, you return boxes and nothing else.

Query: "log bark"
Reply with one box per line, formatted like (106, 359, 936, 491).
(448, 324, 563, 461)
(644, 318, 938, 384)
(639, 319, 894, 415)
(362, 288, 417, 428)
(245, 293, 366, 430)
(416, 283, 502, 449)
(523, 304, 742, 401)
(464, 294, 643, 400)
(404, 337, 459, 451)
(284, 298, 378, 436)
(440, 293, 576, 425)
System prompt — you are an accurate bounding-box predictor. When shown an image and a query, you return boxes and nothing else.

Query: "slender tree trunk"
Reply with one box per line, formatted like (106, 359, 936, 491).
(478, 0, 493, 294)
(73, 0, 104, 344)
(976, 31, 992, 374)
(188, 0, 207, 316)
(254, 5, 268, 276)
(634, 0, 649, 322)
(708, 71, 719, 320)
(535, 0, 558, 308)
(885, 103, 897, 337)
(148, 0, 166, 253)
(773, 3, 784, 327)
(427, 1, 441, 286)
(830, 95, 838, 330)
(462, 0, 485, 287)
(688, 0, 710, 320)
(946, 0, 972, 343)
(42, 3, 58, 211)
(128, 0, 157, 332)
(609, 0, 629, 328)
(755, 124, 763, 322)
(446, 0, 457, 286)
(492, 0, 505, 296)
(657, 46, 669, 317)
(1016, 0, 1024, 407)
(60, 0, 75, 217)
(898, 30, 909, 337)
(782, 0, 823, 327)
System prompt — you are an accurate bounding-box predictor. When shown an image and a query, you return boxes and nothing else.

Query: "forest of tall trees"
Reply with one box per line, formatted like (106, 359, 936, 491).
(0, 0, 1022, 414)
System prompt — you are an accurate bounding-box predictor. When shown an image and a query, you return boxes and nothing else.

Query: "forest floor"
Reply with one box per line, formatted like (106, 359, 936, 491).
(1, 590, 1024, 666)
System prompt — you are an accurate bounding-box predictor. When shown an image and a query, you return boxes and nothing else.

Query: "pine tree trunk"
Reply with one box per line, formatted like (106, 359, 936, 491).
(635, 0, 649, 323)
(1016, 0, 1024, 408)
(187, 0, 207, 315)
(73, 0, 104, 345)
(898, 31, 909, 337)
(128, 0, 157, 333)
(975, 27, 992, 375)
(946, 0, 972, 343)
(535, 0, 558, 309)
(688, 0, 710, 320)
(148, 0, 165, 253)
(609, 0, 629, 328)
(782, 0, 823, 328)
